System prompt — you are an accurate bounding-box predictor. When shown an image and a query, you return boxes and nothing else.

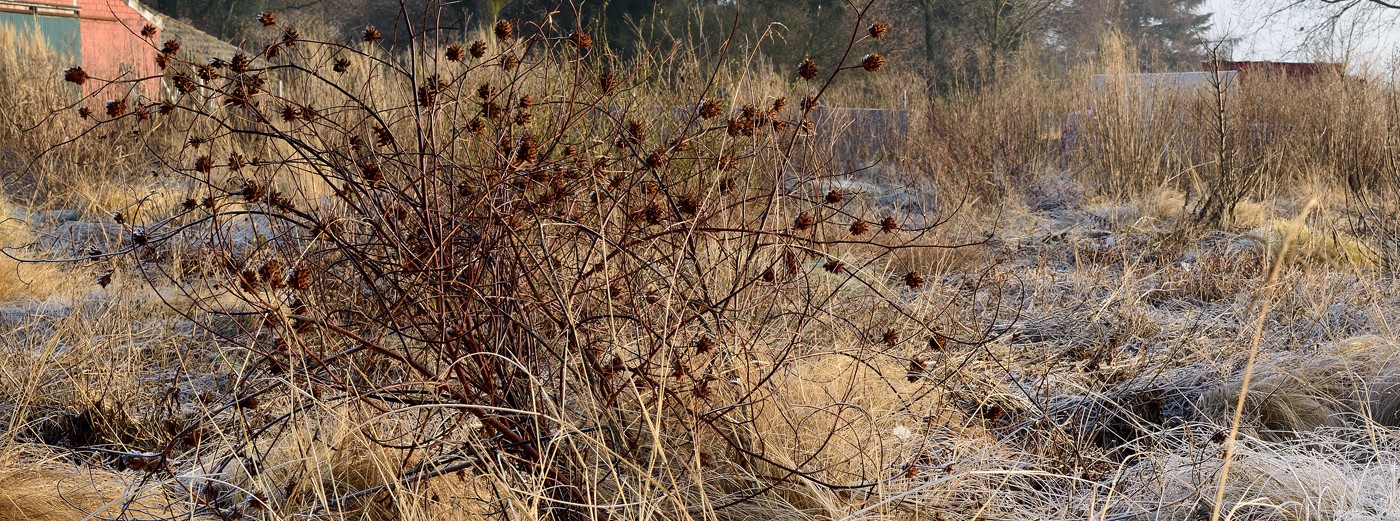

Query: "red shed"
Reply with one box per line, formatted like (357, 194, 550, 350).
(75, 0, 160, 98)
(1201, 60, 1345, 84)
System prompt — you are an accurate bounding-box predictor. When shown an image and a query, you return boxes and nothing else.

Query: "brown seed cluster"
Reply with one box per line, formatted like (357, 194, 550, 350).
(63, 66, 87, 85)
(494, 19, 513, 40)
(798, 58, 818, 80)
(699, 98, 723, 119)
(569, 31, 592, 49)
(363, 26, 382, 43)
(862, 53, 885, 73)
(258, 11, 277, 27)
(445, 44, 465, 62)
(869, 22, 889, 39)
(470, 41, 487, 58)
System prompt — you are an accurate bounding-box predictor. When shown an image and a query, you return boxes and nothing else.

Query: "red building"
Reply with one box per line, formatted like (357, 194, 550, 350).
(0, 0, 161, 99)
(1202, 60, 1346, 84)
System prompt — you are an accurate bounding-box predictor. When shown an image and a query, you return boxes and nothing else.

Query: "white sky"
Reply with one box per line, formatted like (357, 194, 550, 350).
(1204, 0, 1400, 70)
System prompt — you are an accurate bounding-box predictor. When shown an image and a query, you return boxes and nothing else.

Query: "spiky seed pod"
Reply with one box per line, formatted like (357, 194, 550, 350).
(136, 106, 150, 121)
(928, 334, 945, 351)
(825, 190, 843, 204)
(373, 125, 393, 147)
(869, 22, 889, 39)
(360, 162, 383, 184)
(677, 194, 698, 215)
(772, 97, 787, 113)
(599, 70, 618, 93)
(242, 182, 266, 202)
(862, 53, 885, 72)
(155, 53, 171, 69)
(197, 64, 218, 80)
(494, 19, 513, 40)
(332, 57, 350, 73)
(161, 39, 180, 55)
(699, 98, 722, 119)
(642, 203, 663, 225)
(231, 53, 251, 73)
(465, 118, 484, 135)
(625, 120, 646, 143)
(265, 43, 282, 59)
(141, 23, 157, 39)
(469, 40, 487, 58)
(363, 26, 382, 43)
(569, 31, 592, 49)
(726, 117, 754, 137)
(849, 219, 869, 236)
(193, 155, 213, 173)
(880, 216, 898, 233)
(106, 99, 127, 117)
(239, 269, 260, 291)
(280, 104, 300, 122)
(518, 95, 535, 108)
(904, 271, 924, 289)
(78, 107, 91, 119)
(793, 212, 814, 231)
(158, 100, 175, 115)
(645, 150, 669, 169)
(514, 111, 532, 125)
(907, 358, 926, 382)
(64, 67, 87, 85)
(281, 28, 299, 47)
(800, 94, 818, 112)
(824, 259, 844, 273)
(291, 268, 311, 290)
(228, 153, 246, 171)
(258, 11, 276, 27)
(501, 52, 519, 71)
(798, 58, 818, 80)
(476, 83, 492, 99)
(718, 176, 736, 194)
(882, 330, 898, 346)
(445, 44, 465, 62)
(562, 145, 577, 157)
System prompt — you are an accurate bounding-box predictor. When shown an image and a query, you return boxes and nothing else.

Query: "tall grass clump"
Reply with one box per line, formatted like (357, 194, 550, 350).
(31, 3, 1003, 518)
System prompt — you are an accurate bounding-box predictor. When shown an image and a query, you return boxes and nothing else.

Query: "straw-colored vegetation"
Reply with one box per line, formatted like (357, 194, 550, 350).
(1, 3, 1400, 520)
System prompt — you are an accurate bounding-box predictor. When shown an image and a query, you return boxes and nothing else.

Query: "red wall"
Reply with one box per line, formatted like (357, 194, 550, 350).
(76, 0, 158, 100)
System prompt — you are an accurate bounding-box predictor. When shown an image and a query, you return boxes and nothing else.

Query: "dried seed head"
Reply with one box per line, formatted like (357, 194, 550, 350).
(161, 39, 180, 55)
(106, 99, 127, 117)
(569, 31, 593, 49)
(907, 358, 926, 382)
(798, 58, 818, 80)
(625, 120, 646, 143)
(904, 271, 924, 289)
(77, 107, 91, 118)
(155, 52, 172, 69)
(882, 330, 898, 346)
(141, 23, 158, 39)
(360, 162, 383, 183)
(258, 11, 276, 27)
(645, 150, 669, 169)
(869, 22, 889, 39)
(514, 110, 532, 125)
(96, 271, 113, 287)
(469, 40, 487, 58)
(446, 44, 465, 62)
(333, 57, 350, 73)
(771, 97, 787, 113)
(466, 117, 484, 135)
(291, 267, 311, 290)
(862, 53, 886, 72)
(63, 66, 87, 85)
(849, 219, 869, 235)
(363, 26, 382, 43)
(880, 216, 898, 233)
(699, 98, 723, 119)
(824, 259, 844, 273)
(280, 104, 300, 122)
(696, 335, 715, 354)
(373, 125, 393, 147)
(824, 190, 843, 204)
(800, 94, 819, 112)
(194, 155, 213, 173)
(197, 63, 218, 80)
(228, 153, 246, 171)
(518, 94, 535, 108)
(159, 100, 175, 115)
(494, 19, 513, 40)
(599, 70, 618, 93)
(281, 28, 299, 47)
(258, 261, 283, 288)
(500, 52, 519, 71)
(231, 53, 251, 73)
(676, 194, 698, 214)
(793, 212, 814, 231)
